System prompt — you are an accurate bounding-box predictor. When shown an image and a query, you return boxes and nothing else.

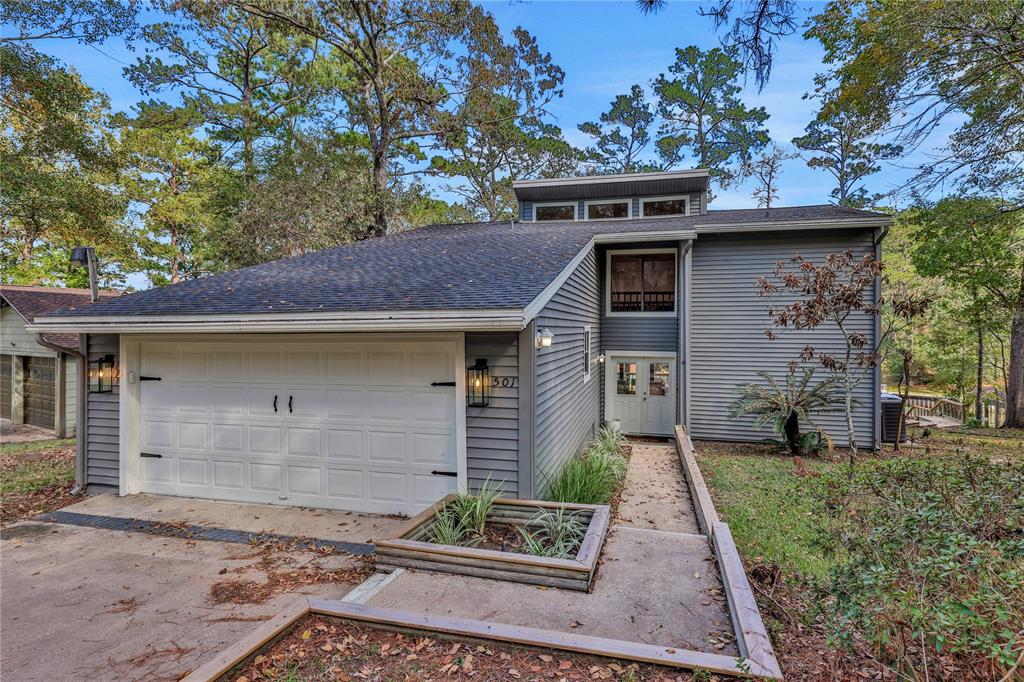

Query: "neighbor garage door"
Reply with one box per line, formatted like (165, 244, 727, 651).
(137, 337, 460, 515)
(24, 356, 55, 429)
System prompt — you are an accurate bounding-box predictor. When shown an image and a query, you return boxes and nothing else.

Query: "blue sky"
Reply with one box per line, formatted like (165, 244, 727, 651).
(33, 2, 947, 235)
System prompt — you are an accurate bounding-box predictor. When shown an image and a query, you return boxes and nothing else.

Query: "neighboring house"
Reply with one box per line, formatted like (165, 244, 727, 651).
(1, 286, 118, 437)
(31, 170, 891, 514)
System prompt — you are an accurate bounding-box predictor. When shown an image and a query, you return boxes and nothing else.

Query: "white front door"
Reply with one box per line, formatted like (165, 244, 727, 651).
(134, 336, 461, 515)
(607, 355, 676, 436)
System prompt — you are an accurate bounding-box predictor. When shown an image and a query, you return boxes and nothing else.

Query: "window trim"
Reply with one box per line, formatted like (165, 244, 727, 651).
(582, 325, 592, 383)
(639, 194, 690, 218)
(605, 247, 678, 318)
(532, 201, 578, 222)
(583, 198, 632, 221)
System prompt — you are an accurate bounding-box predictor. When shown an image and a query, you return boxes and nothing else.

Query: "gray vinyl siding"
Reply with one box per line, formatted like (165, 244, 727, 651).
(465, 332, 520, 497)
(519, 192, 703, 223)
(689, 230, 877, 447)
(85, 334, 119, 488)
(533, 249, 602, 493)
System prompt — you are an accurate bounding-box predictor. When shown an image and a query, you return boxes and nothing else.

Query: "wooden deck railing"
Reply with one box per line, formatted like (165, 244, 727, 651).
(905, 394, 965, 422)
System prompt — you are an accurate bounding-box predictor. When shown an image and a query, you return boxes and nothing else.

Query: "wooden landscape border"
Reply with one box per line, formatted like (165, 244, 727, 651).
(375, 495, 611, 592)
(183, 597, 780, 682)
(674, 426, 784, 680)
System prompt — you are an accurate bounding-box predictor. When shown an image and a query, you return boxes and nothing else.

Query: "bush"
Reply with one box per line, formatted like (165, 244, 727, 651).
(517, 507, 587, 559)
(812, 456, 1024, 679)
(544, 427, 628, 505)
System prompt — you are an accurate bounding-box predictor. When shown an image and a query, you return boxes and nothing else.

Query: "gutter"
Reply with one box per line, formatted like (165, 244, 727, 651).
(35, 333, 87, 493)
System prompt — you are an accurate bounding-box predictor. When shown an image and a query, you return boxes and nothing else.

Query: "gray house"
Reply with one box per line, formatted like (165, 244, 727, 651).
(31, 170, 890, 515)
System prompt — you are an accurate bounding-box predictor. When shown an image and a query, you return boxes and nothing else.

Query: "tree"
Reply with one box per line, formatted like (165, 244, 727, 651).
(741, 143, 795, 209)
(911, 198, 1024, 428)
(127, 1, 320, 184)
(807, 1, 1024, 207)
(792, 105, 902, 208)
(756, 251, 928, 460)
(235, 1, 563, 237)
(0, 0, 136, 46)
(654, 46, 769, 189)
(730, 368, 842, 454)
(578, 85, 661, 174)
(119, 104, 223, 285)
(0, 48, 131, 285)
(636, 0, 797, 90)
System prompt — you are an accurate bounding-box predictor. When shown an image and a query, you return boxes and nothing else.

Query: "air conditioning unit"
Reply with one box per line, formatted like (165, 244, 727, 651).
(881, 392, 908, 443)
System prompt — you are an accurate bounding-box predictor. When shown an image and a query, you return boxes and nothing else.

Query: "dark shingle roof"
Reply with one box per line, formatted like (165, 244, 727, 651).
(41, 205, 889, 319)
(1, 285, 120, 349)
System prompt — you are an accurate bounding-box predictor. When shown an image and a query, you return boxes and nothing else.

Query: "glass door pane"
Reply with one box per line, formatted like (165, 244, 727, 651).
(648, 362, 670, 396)
(616, 362, 638, 395)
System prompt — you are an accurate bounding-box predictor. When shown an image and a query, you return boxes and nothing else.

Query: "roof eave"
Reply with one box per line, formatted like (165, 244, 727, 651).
(695, 216, 893, 234)
(29, 308, 527, 335)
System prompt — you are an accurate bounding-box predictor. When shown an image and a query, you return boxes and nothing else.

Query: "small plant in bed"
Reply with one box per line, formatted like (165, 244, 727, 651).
(426, 477, 504, 548)
(545, 427, 629, 505)
(518, 507, 587, 559)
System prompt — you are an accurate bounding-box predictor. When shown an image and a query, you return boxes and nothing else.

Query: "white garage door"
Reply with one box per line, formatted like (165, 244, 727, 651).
(136, 337, 459, 515)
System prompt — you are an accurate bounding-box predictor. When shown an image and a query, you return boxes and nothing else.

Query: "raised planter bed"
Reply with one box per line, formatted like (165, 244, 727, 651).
(374, 496, 610, 592)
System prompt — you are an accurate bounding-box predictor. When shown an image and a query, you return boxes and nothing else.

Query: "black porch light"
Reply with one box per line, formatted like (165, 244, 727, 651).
(89, 355, 117, 393)
(467, 358, 490, 407)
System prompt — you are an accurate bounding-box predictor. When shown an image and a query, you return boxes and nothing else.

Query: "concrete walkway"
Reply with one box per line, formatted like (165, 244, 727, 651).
(365, 442, 737, 655)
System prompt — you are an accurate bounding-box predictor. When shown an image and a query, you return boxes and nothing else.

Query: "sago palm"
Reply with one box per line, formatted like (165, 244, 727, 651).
(730, 368, 843, 454)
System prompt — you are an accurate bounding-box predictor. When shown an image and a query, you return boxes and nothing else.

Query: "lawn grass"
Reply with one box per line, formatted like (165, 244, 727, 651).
(0, 438, 78, 524)
(695, 442, 835, 579)
(904, 426, 1024, 461)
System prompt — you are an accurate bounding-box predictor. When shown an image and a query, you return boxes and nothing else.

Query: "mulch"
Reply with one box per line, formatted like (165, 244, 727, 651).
(225, 613, 713, 682)
(0, 444, 82, 526)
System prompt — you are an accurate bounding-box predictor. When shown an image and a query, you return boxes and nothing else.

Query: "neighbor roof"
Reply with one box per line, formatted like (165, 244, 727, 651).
(1, 285, 120, 351)
(33, 205, 890, 331)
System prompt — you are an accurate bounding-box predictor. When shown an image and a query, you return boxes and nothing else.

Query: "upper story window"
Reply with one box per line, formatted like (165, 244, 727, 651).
(585, 200, 630, 221)
(607, 249, 677, 315)
(640, 195, 689, 218)
(534, 202, 577, 221)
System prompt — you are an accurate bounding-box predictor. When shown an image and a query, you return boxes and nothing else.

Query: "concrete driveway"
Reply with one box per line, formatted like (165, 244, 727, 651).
(0, 495, 404, 681)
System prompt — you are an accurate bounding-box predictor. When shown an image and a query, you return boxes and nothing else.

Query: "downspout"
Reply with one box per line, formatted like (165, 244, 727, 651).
(36, 333, 87, 493)
(872, 225, 890, 450)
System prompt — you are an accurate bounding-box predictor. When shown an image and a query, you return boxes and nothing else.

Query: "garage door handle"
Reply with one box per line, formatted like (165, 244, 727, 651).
(140, 452, 162, 458)
(139, 376, 161, 381)
(273, 395, 277, 412)
(288, 395, 293, 413)
(431, 470, 457, 477)
(430, 381, 456, 387)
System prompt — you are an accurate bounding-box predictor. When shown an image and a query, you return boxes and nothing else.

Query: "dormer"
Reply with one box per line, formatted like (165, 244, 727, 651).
(512, 169, 710, 222)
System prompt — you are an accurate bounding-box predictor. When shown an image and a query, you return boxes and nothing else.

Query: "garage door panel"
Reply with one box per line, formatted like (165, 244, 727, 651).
(178, 422, 208, 450)
(287, 465, 321, 495)
(326, 468, 363, 500)
(178, 458, 208, 486)
(138, 338, 459, 515)
(286, 427, 321, 456)
(212, 423, 245, 452)
(326, 390, 364, 419)
(213, 461, 244, 489)
(249, 425, 282, 455)
(251, 463, 283, 492)
(326, 429, 363, 459)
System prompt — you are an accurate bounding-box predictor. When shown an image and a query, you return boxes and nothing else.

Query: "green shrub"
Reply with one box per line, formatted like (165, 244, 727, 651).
(518, 507, 587, 559)
(449, 476, 502, 537)
(427, 507, 476, 546)
(544, 427, 629, 504)
(812, 456, 1024, 678)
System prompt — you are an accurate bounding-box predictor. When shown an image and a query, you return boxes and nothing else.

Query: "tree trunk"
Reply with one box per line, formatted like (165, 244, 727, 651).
(784, 410, 800, 454)
(894, 351, 912, 451)
(846, 376, 857, 465)
(975, 326, 984, 421)
(1005, 308, 1024, 428)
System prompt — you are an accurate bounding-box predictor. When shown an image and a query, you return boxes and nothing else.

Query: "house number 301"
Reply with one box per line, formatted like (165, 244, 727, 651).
(492, 376, 517, 388)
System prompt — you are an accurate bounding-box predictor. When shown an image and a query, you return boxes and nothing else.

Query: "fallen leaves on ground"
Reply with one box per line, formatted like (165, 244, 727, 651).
(0, 444, 80, 526)
(230, 614, 709, 681)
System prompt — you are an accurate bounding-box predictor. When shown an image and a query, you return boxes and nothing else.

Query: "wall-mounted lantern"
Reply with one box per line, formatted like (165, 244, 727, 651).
(597, 354, 606, 365)
(466, 358, 490, 407)
(535, 328, 554, 349)
(89, 355, 117, 393)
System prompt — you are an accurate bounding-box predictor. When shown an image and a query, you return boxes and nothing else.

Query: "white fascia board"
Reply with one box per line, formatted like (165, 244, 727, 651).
(513, 169, 710, 190)
(695, 217, 893, 234)
(594, 230, 696, 243)
(28, 308, 526, 334)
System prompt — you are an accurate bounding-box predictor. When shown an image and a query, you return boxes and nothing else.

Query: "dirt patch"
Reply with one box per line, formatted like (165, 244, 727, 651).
(0, 444, 81, 526)
(210, 544, 373, 605)
(475, 522, 528, 553)
(227, 613, 705, 682)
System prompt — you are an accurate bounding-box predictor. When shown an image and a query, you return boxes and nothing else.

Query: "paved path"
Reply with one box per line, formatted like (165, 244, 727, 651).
(616, 442, 701, 534)
(367, 438, 736, 655)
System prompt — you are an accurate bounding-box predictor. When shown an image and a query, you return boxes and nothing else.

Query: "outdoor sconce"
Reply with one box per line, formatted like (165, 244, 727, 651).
(535, 328, 554, 349)
(597, 354, 606, 364)
(89, 355, 117, 393)
(467, 358, 490, 407)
